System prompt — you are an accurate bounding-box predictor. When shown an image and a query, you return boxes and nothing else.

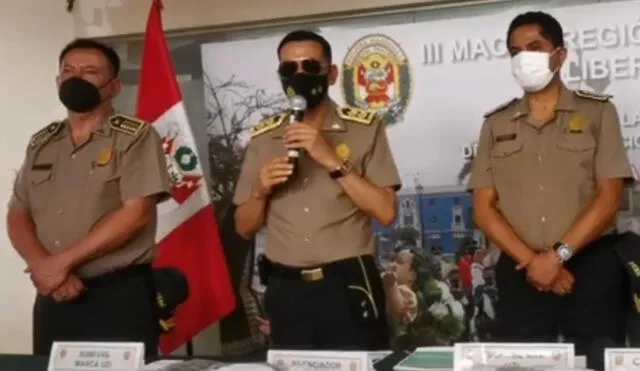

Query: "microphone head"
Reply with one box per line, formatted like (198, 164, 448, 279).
(289, 95, 307, 111)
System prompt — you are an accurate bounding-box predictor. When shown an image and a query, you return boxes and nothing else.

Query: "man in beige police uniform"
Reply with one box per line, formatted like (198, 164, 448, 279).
(6, 38, 171, 356)
(234, 30, 401, 350)
(469, 12, 630, 370)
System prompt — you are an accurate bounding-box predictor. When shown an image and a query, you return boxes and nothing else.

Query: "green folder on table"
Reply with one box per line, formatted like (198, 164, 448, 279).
(394, 347, 454, 371)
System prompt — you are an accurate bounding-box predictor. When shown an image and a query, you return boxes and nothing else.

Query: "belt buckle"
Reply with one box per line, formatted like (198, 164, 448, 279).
(300, 268, 323, 282)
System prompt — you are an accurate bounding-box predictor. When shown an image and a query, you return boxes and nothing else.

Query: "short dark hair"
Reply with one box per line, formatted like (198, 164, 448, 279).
(507, 11, 564, 48)
(277, 30, 332, 63)
(59, 38, 121, 76)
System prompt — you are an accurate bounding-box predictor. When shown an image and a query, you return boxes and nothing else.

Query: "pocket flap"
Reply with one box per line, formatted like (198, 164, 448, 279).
(30, 170, 52, 186)
(491, 139, 524, 158)
(557, 136, 596, 152)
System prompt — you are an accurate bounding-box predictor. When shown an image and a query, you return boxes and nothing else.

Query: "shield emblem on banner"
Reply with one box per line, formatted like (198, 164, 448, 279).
(341, 33, 413, 126)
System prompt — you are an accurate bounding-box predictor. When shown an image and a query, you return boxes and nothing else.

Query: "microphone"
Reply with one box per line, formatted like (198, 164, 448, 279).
(287, 95, 307, 176)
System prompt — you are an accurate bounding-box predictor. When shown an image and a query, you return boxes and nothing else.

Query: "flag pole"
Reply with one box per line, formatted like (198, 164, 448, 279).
(186, 340, 194, 357)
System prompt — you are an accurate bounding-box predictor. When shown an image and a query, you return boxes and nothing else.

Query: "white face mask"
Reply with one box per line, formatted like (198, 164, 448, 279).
(510, 50, 559, 92)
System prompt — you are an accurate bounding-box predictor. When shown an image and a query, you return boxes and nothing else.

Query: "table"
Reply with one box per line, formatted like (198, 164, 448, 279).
(0, 351, 267, 371)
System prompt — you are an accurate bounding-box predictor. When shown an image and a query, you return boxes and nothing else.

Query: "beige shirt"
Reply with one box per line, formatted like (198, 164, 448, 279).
(234, 105, 402, 266)
(9, 114, 172, 278)
(468, 87, 633, 251)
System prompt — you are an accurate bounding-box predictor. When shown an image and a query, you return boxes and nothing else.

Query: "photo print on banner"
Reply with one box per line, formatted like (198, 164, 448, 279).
(201, 0, 640, 352)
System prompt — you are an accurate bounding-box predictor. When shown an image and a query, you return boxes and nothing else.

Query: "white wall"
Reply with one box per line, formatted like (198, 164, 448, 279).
(0, 1, 73, 353)
(1, 0, 626, 356)
(71, 0, 487, 38)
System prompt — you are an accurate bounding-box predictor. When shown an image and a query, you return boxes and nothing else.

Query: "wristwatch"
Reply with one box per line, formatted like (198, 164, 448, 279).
(552, 242, 574, 263)
(329, 160, 353, 179)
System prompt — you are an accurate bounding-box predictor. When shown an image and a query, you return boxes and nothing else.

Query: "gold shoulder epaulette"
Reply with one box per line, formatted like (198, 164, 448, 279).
(483, 98, 518, 118)
(109, 113, 147, 137)
(251, 113, 287, 138)
(574, 89, 611, 102)
(30, 121, 63, 148)
(336, 107, 377, 125)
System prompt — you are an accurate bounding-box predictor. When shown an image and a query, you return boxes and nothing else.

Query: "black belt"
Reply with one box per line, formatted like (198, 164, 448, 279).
(84, 264, 153, 288)
(262, 255, 376, 283)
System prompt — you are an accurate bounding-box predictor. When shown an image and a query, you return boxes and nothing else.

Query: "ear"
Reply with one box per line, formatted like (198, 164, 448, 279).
(110, 78, 123, 97)
(555, 47, 568, 67)
(328, 64, 338, 86)
(55, 75, 62, 88)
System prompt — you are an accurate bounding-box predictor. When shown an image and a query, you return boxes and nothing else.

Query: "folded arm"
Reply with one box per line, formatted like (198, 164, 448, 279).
(561, 102, 630, 253)
(233, 142, 268, 239)
(338, 120, 401, 226)
(60, 126, 172, 269)
(7, 209, 50, 264)
(468, 119, 534, 266)
(473, 188, 534, 265)
(60, 197, 158, 269)
(6, 162, 50, 264)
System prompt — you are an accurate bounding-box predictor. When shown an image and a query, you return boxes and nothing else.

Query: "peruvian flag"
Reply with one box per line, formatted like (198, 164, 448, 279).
(137, 0, 236, 354)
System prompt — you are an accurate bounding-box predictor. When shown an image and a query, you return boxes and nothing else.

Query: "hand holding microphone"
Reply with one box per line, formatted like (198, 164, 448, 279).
(286, 95, 307, 177)
(253, 95, 307, 196)
(283, 96, 342, 172)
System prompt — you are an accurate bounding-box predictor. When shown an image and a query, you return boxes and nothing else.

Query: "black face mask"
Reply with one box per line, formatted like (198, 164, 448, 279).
(58, 77, 107, 113)
(280, 73, 329, 110)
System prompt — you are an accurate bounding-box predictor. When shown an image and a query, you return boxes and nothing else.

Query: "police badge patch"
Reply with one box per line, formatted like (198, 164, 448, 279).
(341, 34, 412, 126)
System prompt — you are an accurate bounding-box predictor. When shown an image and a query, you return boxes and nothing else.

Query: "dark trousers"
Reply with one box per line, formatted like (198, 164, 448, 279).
(494, 235, 627, 371)
(262, 255, 390, 350)
(33, 265, 159, 357)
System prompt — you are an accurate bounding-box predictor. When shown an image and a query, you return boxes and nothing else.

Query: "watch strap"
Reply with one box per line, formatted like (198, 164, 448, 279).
(329, 161, 353, 179)
(552, 242, 573, 263)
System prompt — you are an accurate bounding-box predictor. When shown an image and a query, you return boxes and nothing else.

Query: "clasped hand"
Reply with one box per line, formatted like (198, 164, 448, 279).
(518, 251, 574, 295)
(25, 254, 85, 301)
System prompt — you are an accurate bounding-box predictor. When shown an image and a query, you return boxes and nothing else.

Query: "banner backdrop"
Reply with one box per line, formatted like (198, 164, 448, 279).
(202, 0, 640, 352)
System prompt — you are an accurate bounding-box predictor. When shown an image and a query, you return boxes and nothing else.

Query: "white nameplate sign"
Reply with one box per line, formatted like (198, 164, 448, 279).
(453, 343, 574, 371)
(47, 342, 145, 371)
(605, 348, 640, 371)
(267, 350, 391, 371)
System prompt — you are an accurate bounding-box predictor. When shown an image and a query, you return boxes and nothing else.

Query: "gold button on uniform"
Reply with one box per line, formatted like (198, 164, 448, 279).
(468, 87, 633, 252)
(8, 114, 173, 278)
(232, 104, 401, 265)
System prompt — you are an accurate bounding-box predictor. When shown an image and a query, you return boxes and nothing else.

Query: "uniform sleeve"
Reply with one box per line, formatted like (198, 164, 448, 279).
(233, 140, 259, 205)
(7, 155, 30, 212)
(362, 120, 401, 191)
(467, 120, 494, 190)
(595, 102, 633, 182)
(119, 127, 172, 203)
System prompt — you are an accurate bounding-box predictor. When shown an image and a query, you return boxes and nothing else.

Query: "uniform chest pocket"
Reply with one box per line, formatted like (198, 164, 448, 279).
(87, 163, 121, 200)
(28, 169, 54, 212)
(556, 134, 596, 170)
(490, 138, 524, 159)
(30, 170, 53, 187)
(556, 135, 596, 152)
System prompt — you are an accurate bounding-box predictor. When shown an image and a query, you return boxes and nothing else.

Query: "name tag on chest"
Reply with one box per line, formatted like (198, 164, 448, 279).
(48, 342, 144, 371)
